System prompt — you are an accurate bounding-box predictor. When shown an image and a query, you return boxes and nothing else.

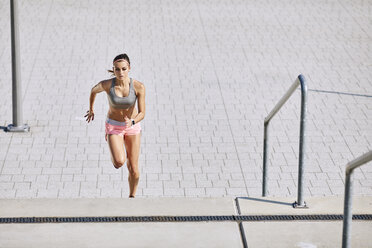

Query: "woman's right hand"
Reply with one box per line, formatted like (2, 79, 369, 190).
(84, 110, 94, 123)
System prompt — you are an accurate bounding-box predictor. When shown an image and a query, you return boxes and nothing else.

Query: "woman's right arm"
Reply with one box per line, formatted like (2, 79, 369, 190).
(85, 81, 106, 123)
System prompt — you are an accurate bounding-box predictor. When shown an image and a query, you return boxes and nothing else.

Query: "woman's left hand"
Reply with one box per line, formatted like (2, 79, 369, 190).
(124, 116, 132, 127)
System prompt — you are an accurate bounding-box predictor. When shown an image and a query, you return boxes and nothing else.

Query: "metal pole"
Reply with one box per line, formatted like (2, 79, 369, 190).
(341, 151, 372, 248)
(295, 74, 307, 208)
(342, 171, 353, 248)
(262, 122, 269, 196)
(7, 0, 30, 132)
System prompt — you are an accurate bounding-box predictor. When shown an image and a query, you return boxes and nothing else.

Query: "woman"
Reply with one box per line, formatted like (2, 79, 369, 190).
(85, 53, 146, 198)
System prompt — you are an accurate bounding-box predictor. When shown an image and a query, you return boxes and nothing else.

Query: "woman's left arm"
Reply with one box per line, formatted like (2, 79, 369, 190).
(133, 81, 146, 124)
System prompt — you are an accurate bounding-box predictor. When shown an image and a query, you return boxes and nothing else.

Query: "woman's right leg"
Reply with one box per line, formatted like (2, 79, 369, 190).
(107, 134, 126, 169)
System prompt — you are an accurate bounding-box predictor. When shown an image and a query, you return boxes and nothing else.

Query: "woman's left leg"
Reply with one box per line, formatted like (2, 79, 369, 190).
(124, 133, 141, 197)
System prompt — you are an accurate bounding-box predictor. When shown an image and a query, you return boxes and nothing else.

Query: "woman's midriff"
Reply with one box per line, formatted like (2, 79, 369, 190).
(107, 105, 137, 122)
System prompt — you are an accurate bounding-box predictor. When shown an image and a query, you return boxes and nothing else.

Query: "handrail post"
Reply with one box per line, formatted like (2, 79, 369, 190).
(342, 170, 353, 248)
(342, 151, 372, 248)
(295, 75, 307, 208)
(6, 0, 30, 132)
(262, 121, 269, 196)
(261, 74, 307, 207)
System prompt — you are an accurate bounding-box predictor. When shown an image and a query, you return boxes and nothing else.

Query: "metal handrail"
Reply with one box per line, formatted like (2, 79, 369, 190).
(342, 151, 372, 248)
(262, 74, 307, 208)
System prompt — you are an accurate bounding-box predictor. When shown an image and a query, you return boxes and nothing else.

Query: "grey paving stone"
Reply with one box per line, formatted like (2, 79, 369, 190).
(164, 188, 185, 196)
(206, 188, 226, 197)
(180, 180, 196, 188)
(0, 190, 16, 198)
(163, 181, 180, 189)
(100, 188, 122, 198)
(47, 182, 63, 190)
(158, 173, 171, 181)
(226, 188, 248, 196)
(146, 181, 162, 189)
(0, 182, 14, 190)
(143, 188, 164, 197)
(61, 175, 73, 182)
(80, 189, 101, 198)
(15, 189, 37, 198)
(30, 181, 48, 190)
(63, 182, 80, 190)
(185, 188, 206, 197)
(212, 180, 229, 188)
(37, 189, 59, 198)
(0, 175, 12, 182)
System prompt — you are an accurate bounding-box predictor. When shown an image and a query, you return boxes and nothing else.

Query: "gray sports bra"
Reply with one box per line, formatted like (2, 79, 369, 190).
(108, 77, 137, 109)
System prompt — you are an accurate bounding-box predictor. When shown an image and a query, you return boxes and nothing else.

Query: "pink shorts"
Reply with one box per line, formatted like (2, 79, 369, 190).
(105, 118, 141, 138)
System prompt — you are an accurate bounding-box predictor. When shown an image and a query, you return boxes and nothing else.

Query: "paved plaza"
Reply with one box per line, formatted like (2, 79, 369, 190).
(0, 0, 371, 199)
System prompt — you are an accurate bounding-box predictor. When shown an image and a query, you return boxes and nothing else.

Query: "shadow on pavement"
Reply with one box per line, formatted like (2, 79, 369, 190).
(237, 197, 293, 207)
(0, 126, 8, 132)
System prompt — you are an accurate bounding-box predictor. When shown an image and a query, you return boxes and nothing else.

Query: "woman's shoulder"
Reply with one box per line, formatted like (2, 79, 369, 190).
(132, 79, 145, 96)
(100, 78, 114, 90)
(101, 78, 114, 84)
(132, 79, 145, 90)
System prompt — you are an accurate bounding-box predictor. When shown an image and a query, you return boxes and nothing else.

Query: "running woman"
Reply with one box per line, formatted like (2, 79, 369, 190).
(85, 53, 146, 198)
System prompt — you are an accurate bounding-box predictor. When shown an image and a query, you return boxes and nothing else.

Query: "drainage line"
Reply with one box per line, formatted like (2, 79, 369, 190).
(1, 214, 371, 224)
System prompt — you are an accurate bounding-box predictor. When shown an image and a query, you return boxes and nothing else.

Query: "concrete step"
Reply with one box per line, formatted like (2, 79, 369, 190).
(236, 196, 372, 215)
(0, 196, 371, 248)
(244, 221, 372, 248)
(2, 196, 371, 217)
(0, 222, 242, 248)
(239, 196, 372, 248)
(0, 197, 236, 217)
(0, 198, 242, 248)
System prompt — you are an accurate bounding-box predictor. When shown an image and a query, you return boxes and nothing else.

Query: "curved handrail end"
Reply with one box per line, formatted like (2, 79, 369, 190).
(345, 151, 372, 176)
(298, 74, 306, 84)
(298, 74, 307, 92)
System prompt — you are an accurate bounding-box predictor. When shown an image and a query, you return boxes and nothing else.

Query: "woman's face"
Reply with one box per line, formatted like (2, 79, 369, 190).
(113, 60, 130, 80)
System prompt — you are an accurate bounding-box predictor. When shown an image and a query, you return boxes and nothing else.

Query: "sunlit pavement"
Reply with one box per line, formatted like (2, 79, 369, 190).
(0, 0, 371, 199)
